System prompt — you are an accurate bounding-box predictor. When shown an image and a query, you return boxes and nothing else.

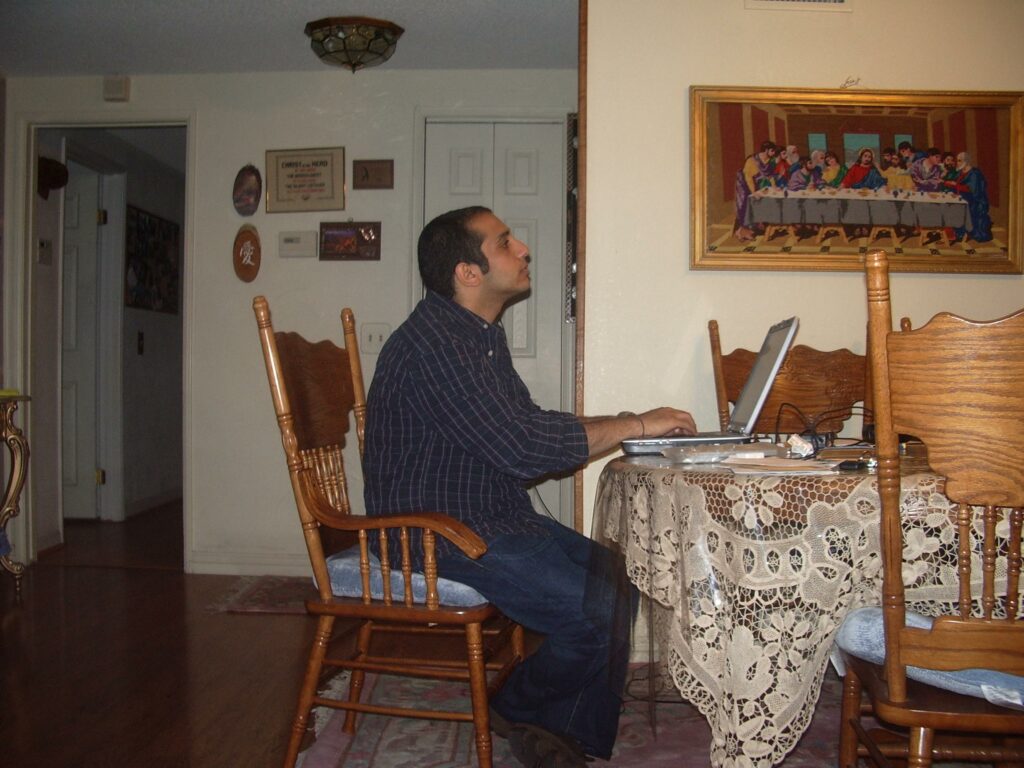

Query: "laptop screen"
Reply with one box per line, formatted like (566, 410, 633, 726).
(726, 317, 800, 435)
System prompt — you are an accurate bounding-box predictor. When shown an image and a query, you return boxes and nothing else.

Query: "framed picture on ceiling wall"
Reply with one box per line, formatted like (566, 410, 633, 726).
(690, 86, 1024, 273)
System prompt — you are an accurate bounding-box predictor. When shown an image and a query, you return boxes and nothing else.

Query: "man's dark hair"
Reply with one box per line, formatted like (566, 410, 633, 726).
(418, 206, 492, 299)
(897, 141, 913, 152)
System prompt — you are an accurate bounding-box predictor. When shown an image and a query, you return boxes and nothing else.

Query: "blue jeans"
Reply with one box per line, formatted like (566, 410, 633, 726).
(436, 515, 637, 759)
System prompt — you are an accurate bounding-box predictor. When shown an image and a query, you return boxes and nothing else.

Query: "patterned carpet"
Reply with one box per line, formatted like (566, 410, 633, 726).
(206, 574, 314, 614)
(296, 666, 847, 767)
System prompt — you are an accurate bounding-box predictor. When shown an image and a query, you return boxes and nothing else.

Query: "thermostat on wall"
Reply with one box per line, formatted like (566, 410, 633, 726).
(278, 230, 318, 258)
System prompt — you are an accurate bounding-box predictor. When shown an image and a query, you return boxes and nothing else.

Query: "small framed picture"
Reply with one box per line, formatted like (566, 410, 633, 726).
(352, 159, 394, 190)
(319, 221, 382, 261)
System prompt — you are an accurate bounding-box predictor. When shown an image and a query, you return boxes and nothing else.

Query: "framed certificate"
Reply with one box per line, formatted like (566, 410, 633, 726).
(265, 147, 345, 213)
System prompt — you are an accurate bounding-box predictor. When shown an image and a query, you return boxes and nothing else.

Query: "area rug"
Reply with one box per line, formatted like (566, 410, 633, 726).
(207, 574, 315, 614)
(296, 667, 847, 767)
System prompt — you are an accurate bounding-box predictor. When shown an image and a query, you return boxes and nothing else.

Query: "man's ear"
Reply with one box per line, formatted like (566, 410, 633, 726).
(453, 261, 482, 289)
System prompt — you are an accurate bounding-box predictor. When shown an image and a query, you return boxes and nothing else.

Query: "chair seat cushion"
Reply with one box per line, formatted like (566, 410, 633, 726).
(321, 547, 487, 607)
(0, 528, 10, 557)
(837, 606, 1024, 709)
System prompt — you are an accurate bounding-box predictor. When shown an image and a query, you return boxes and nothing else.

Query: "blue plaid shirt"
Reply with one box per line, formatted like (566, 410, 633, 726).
(363, 291, 588, 567)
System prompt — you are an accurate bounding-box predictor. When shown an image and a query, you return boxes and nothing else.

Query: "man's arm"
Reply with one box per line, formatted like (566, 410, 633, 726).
(582, 407, 697, 458)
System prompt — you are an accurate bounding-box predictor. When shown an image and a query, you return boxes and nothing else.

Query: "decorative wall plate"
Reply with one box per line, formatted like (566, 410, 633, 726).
(233, 225, 261, 282)
(232, 164, 262, 216)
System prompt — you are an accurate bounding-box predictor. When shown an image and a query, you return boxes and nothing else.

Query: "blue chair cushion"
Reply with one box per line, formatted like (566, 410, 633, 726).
(0, 528, 10, 557)
(320, 547, 487, 607)
(837, 606, 1024, 709)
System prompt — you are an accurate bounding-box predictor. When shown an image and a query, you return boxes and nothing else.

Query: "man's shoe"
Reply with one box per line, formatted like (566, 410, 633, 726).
(489, 705, 513, 739)
(507, 723, 588, 768)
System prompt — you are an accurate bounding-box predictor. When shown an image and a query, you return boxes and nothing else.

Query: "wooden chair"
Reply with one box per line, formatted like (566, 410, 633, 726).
(835, 251, 1024, 767)
(252, 296, 524, 768)
(708, 319, 868, 437)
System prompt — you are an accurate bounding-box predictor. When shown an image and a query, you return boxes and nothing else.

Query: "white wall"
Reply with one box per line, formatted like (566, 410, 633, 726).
(3, 69, 576, 573)
(582, 0, 1024, 532)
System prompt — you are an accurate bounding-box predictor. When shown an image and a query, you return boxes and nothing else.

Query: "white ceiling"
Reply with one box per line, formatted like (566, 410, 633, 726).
(0, 0, 579, 77)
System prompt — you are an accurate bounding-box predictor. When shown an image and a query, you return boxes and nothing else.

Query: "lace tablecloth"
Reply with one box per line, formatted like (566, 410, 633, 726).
(594, 455, 973, 768)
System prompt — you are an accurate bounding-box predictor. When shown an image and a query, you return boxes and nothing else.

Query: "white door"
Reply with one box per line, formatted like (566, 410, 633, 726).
(424, 119, 572, 524)
(61, 160, 100, 520)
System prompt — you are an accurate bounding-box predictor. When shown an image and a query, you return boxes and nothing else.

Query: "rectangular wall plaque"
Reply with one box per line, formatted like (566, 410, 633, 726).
(319, 221, 381, 261)
(352, 159, 394, 190)
(265, 147, 345, 213)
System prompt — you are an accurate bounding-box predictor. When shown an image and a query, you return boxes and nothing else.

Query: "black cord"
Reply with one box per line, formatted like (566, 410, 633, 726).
(772, 401, 814, 444)
(769, 403, 875, 455)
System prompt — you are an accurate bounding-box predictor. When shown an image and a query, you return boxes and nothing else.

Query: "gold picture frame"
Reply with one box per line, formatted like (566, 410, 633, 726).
(265, 147, 345, 213)
(690, 86, 1023, 273)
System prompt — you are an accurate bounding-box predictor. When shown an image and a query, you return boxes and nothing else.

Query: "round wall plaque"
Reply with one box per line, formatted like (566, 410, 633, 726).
(233, 225, 261, 282)
(232, 164, 262, 216)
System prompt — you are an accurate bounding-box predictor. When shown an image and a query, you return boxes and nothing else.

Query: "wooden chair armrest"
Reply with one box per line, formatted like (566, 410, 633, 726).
(302, 481, 487, 558)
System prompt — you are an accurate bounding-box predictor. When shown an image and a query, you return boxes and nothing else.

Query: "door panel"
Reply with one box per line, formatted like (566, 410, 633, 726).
(424, 120, 571, 524)
(62, 160, 100, 520)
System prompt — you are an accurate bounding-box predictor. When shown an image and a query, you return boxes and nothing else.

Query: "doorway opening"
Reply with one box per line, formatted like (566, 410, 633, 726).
(32, 125, 186, 569)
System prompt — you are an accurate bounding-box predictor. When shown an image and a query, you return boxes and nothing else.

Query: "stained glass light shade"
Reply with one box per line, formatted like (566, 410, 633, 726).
(305, 17, 405, 73)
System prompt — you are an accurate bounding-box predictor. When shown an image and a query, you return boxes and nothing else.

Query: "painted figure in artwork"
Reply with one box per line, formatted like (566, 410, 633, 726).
(840, 148, 885, 190)
(734, 140, 778, 242)
(787, 156, 822, 191)
(821, 151, 847, 187)
(910, 147, 945, 191)
(945, 151, 993, 242)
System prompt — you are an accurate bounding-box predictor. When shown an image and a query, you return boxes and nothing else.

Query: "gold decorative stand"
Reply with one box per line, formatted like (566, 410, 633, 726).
(1, 395, 30, 599)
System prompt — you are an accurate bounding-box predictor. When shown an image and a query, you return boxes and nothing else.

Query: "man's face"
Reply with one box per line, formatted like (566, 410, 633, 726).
(860, 151, 874, 166)
(470, 212, 531, 300)
(943, 155, 956, 171)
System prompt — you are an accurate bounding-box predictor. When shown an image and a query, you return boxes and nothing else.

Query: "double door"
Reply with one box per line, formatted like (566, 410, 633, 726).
(424, 119, 573, 524)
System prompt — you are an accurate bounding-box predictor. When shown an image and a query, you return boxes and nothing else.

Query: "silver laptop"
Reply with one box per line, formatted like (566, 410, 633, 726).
(621, 317, 799, 454)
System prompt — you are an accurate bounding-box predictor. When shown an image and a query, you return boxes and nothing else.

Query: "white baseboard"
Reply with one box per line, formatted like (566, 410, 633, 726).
(185, 546, 310, 576)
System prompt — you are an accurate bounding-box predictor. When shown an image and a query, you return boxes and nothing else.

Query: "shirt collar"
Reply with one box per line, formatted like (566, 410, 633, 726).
(423, 290, 498, 334)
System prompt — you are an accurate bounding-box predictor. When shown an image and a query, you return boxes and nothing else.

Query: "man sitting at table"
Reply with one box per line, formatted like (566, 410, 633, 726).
(362, 205, 696, 767)
(944, 151, 993, 243)
(910, 147, 945, 191)
(821, 150, 847, 187)
(840, 148, 886, 190)
(787, 156, 822, 192)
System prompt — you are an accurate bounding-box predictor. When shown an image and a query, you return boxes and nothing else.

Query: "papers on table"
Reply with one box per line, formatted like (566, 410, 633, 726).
(721, 456, 842, 475)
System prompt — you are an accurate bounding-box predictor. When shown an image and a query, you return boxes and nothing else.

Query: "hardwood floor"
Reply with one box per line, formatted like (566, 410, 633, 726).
(0, 505, 315, 767)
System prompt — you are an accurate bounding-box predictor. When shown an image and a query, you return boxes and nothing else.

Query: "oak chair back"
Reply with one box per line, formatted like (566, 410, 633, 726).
(709, 319, 868, 436)
(253, 296, 523, 768)
(836, 251, 1024, 767)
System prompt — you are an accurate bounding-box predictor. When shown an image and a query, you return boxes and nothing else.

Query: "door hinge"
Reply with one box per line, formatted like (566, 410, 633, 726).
(96, 468, 107, 485)
(97, 208, 109, 225)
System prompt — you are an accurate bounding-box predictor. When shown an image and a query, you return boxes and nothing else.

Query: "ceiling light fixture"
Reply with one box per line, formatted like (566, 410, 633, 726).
(304, 16, 405, 73)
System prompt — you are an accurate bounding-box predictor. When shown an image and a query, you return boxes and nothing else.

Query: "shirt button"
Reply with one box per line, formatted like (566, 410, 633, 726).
(487, 350, 494, 357)
(482, 322, 489, 328)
